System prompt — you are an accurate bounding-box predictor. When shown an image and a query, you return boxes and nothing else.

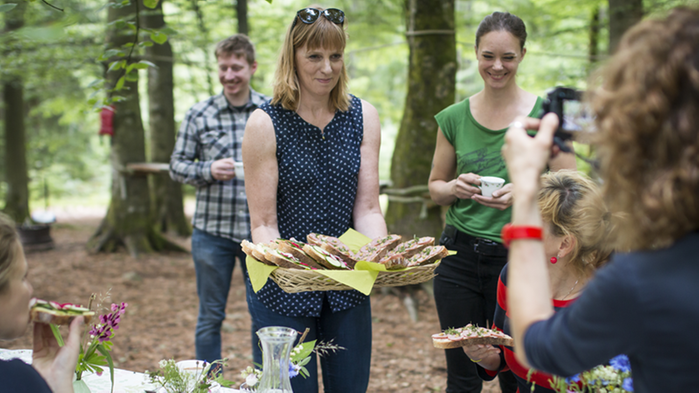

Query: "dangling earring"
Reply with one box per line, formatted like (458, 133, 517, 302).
(550, 256, 558, 264)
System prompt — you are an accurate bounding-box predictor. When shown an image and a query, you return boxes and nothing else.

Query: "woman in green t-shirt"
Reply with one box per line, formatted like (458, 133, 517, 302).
(427, 11, 576, 393)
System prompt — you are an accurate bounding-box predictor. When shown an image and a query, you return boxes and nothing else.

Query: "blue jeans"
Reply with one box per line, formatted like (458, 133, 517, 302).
(433, 228, 517, 393)
(245, 278, 372, 393)
(191, 228, 248, 363)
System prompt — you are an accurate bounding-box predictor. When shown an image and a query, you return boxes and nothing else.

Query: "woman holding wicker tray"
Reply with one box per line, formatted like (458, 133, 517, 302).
(242, 6, 387, 393)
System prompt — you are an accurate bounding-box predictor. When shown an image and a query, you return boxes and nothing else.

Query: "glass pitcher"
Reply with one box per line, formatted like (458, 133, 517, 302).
(256, 326, 298, 393)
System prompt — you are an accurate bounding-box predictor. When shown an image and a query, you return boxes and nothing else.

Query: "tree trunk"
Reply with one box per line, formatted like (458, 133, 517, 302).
(142, 0, 191, 237)
(384, 0, 456, 239)
(608, 0, 643, 54)
(191, 0, 214, 97)
(2, 1, 30, 224)
(589, 6, 601, 67)
(89, 0, 183, 257)
(236, 0, 248, 36)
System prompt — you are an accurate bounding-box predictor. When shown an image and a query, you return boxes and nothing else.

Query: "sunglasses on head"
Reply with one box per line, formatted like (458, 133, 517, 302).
(291, 8, 345, 30)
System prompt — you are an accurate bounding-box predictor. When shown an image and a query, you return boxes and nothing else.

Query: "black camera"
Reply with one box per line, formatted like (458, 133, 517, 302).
(539, 86, 595, 151)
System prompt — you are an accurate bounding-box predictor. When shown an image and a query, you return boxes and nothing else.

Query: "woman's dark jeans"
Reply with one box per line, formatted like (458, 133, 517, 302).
(433, 227, 518, 393)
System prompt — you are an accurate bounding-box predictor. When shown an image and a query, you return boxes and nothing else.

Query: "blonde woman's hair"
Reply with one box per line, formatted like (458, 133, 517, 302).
(0, 213, 19, 293)
(589, 7, 699, 250)
(538, 171, 615, 276)
(271, 6, 350, 112)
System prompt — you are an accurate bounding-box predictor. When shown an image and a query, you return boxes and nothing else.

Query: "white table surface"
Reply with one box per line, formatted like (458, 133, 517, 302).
(0, 348, 239, 393)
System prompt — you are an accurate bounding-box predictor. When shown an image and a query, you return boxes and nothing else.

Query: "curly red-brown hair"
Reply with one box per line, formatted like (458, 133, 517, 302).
(590, 7, 699, 250)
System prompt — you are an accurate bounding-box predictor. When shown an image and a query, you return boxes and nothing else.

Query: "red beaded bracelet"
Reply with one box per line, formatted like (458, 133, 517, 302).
(501, 223, 543, 248)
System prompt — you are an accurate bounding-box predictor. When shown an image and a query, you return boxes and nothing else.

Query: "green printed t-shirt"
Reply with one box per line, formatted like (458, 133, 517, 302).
(435, 97, 543, 243)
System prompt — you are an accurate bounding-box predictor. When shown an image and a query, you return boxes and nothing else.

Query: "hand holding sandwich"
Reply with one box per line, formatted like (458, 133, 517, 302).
(32, 316, 84, 393)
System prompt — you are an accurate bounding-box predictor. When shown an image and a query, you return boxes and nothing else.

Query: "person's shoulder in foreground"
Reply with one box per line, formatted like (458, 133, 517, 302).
(525, 231, 699, 392)
(0, 358, 53, 393)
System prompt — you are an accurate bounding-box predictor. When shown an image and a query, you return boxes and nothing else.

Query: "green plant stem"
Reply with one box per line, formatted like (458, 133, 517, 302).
(49, 324, 64, 346)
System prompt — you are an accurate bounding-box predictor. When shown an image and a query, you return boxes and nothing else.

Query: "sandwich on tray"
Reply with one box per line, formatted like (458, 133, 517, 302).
(241, 233, 449, 271)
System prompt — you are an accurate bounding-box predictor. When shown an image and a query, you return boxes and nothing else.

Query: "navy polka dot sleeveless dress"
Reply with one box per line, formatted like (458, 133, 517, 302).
(252, 95, 367, 317)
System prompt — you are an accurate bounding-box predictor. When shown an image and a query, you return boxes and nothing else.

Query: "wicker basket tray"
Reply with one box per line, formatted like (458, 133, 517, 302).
(270, 262, 440, 293)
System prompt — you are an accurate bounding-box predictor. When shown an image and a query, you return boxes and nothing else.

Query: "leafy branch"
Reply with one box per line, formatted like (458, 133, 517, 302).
(89, 0, 167, 110)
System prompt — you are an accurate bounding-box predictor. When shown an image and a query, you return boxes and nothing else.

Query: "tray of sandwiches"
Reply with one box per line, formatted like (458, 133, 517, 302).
(242, 232, 451, 294)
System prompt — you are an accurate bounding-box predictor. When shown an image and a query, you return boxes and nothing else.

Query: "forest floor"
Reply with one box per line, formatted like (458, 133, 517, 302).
(1, 207, 500, 393)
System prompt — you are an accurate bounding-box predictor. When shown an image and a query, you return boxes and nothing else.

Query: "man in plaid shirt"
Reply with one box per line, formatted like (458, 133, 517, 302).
(169, 34, 269, 364)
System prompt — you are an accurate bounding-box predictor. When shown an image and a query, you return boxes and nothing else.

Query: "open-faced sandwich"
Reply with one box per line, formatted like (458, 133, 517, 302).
(432, 324, 513, 349)
(30, 298, 95, 325)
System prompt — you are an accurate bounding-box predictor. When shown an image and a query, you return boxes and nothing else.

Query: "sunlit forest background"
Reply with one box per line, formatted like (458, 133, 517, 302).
(1, 0, 696, 217)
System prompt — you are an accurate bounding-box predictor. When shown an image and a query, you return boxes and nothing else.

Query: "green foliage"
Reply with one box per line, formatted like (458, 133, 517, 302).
(2, 0, 698, 210)
(0, 4, 17, 13)
(148, 359, 231, 393)
(143, 0, 160, 9)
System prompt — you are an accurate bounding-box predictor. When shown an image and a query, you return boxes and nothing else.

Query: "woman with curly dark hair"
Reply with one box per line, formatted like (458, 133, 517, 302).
(501, 7, 699, 392)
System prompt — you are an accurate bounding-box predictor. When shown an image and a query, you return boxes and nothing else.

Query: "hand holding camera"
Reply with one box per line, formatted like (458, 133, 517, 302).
(537, 86, 594, 153)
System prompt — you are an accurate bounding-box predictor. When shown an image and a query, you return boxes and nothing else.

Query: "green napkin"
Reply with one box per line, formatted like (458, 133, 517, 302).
(338, 228, 371, 253)
(246, 256, 278, 292)
(314, 269, 377, 295)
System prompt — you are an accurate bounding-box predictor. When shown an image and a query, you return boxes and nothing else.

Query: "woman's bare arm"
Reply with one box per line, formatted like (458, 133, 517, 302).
(428, 127, 482, 206)
(243, 109, 281, 244)
(353, 100, 388, 239)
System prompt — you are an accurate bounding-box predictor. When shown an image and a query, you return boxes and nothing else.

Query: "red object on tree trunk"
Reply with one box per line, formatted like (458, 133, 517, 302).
(99, 105, 115, 136)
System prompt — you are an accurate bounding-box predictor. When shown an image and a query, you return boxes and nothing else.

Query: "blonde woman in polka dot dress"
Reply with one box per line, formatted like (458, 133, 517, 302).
(242, 7, 387, 393)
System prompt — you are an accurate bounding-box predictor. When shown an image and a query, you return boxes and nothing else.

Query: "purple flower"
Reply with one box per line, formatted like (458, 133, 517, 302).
(88, 303, 128, 343)
(623, 377, 634, 392)
(610, 354, 631, 373)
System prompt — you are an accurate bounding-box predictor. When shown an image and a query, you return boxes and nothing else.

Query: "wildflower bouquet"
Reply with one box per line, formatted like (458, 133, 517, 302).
(148, 359, 232, 393)
(547, 354, 633, 393)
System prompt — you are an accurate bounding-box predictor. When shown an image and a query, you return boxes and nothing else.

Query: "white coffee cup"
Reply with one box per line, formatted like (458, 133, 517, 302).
(234, 161, 244, 180)
(479, 176, 505, 197)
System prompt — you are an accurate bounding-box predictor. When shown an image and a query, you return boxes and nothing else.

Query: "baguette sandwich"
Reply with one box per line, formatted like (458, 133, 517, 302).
(274, 239, 325, 270)
(379, 236, 435, 269)
(405, 246, 450, 267)
(241, 240, 276, 266)
(307, 233, 357, 268)
(303, 244, 351, 270)
(353, 234, 402, 263)
(264, 248, 313, 270)
(30, 298, 95, 325)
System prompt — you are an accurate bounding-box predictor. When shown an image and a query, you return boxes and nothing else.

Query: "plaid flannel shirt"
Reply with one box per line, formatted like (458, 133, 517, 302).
(169, 89, 269, 242)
